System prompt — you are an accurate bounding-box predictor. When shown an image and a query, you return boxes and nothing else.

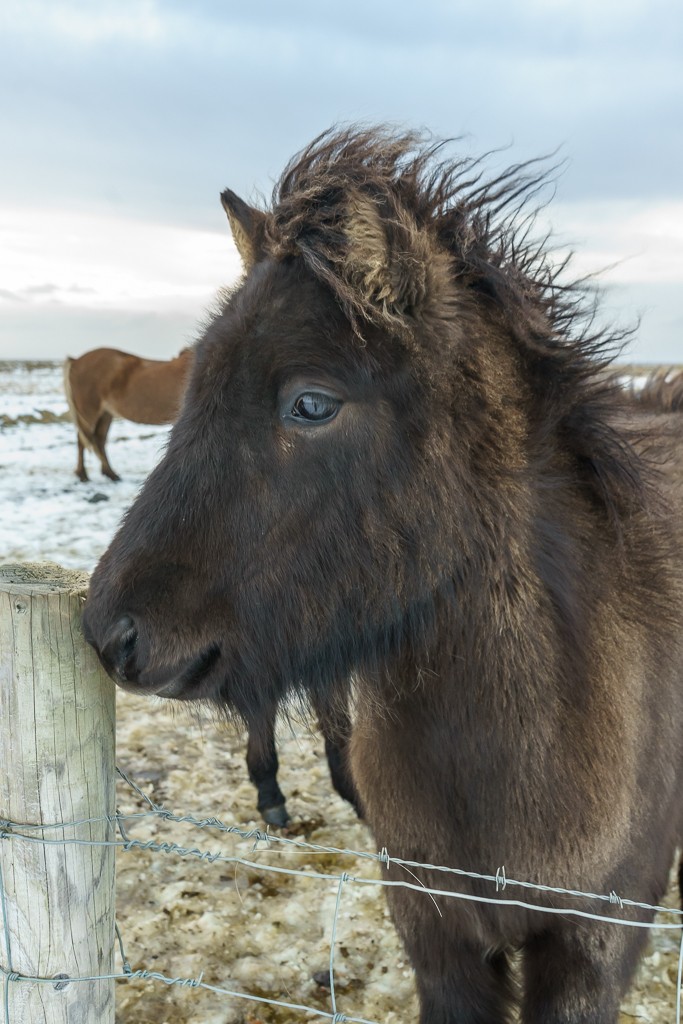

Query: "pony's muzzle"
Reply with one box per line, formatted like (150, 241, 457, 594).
(87, 608, 222, 699)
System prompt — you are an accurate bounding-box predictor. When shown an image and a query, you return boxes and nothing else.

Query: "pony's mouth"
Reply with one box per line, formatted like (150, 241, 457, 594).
(116, 643, 222, 699)
(155, 644, 222, 698)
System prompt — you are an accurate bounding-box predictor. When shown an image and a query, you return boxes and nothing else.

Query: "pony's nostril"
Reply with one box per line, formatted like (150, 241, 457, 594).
(101, 615, 139, 682)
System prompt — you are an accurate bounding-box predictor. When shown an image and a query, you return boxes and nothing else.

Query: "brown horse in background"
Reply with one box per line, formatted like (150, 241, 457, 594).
(63, 347, 193, 481)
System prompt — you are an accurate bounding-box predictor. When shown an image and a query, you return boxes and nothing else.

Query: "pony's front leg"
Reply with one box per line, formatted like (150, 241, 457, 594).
(404, 930, 516, 1023)
(521, 925, 646, 1023)
(311, 692, 364, 818)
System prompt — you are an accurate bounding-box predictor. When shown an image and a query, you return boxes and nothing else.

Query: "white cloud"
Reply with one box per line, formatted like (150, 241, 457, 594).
(0, 206, 241, 314)
(2, 0, 166, 43)
(538, 201, 683, 286)
(0, 198, 680, 362)
(2, 199, 680, 315)
(521, 0, 649, 20)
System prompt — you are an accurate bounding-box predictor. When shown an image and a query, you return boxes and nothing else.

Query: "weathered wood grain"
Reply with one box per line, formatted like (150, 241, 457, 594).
(0, 563, 115, 1024)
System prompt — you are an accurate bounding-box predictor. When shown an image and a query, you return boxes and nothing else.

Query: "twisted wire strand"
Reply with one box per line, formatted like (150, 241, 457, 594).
(2, 765, 683, 1024)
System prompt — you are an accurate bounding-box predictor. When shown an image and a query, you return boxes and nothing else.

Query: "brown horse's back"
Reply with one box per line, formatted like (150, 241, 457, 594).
(69, 347, 191, 425)
(107, 352, 190, 424)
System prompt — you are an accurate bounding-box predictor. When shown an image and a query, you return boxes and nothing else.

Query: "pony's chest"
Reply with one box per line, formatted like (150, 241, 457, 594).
(346, 693, 613, 886)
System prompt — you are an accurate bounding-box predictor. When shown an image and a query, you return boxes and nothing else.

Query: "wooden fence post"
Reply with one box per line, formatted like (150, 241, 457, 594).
(0, 563, 116, 1024)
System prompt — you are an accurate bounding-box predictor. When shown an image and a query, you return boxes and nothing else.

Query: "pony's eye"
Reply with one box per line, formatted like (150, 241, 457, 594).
(291, 392, 341, 423)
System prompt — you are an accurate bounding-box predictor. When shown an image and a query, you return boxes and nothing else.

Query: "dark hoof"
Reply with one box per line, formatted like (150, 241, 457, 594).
(76, 472, 89, 483)
(262, 803, 290, 828)
(313, 970, 331, 989)
(103, 471, 121, 482)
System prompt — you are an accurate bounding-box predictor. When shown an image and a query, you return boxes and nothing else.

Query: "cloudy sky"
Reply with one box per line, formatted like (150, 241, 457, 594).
(1, 0, 681, 362)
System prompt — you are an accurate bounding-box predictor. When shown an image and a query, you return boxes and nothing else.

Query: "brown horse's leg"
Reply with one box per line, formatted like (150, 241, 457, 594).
(93, 413, 120, 481)
(312, 694, 363, 818)
(75, 435, 89, 482)
(246, 705, 289, 827)
(522, 925, 645, 1023)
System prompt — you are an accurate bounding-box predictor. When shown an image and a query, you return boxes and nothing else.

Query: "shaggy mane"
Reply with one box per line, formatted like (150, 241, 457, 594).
(264, 125, 647, 522)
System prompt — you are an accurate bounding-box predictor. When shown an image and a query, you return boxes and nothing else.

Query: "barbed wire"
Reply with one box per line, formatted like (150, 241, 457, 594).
(1, 765, 683, 1023)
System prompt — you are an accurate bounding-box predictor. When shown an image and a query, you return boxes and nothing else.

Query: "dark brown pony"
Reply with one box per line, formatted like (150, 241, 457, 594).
(63, 347, 193, 481)
(84, 128, 683, 1023)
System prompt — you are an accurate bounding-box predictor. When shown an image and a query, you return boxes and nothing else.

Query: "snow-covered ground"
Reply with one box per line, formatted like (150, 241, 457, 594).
(0, 360, 680, 1024)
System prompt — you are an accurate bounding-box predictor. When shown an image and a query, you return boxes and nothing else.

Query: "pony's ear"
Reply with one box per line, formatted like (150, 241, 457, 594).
(343, 191, 445, 317)
(220, 189, 267, 270)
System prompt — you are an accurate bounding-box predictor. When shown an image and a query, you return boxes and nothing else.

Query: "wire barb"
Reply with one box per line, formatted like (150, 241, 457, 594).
(378, 847, 391, 869)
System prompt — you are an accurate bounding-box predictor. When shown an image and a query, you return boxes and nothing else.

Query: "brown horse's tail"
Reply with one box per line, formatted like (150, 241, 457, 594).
(63, 357, 96, 452)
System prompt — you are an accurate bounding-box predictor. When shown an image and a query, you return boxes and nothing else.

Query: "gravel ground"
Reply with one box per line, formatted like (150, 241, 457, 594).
(111, 688, 683, 1024)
